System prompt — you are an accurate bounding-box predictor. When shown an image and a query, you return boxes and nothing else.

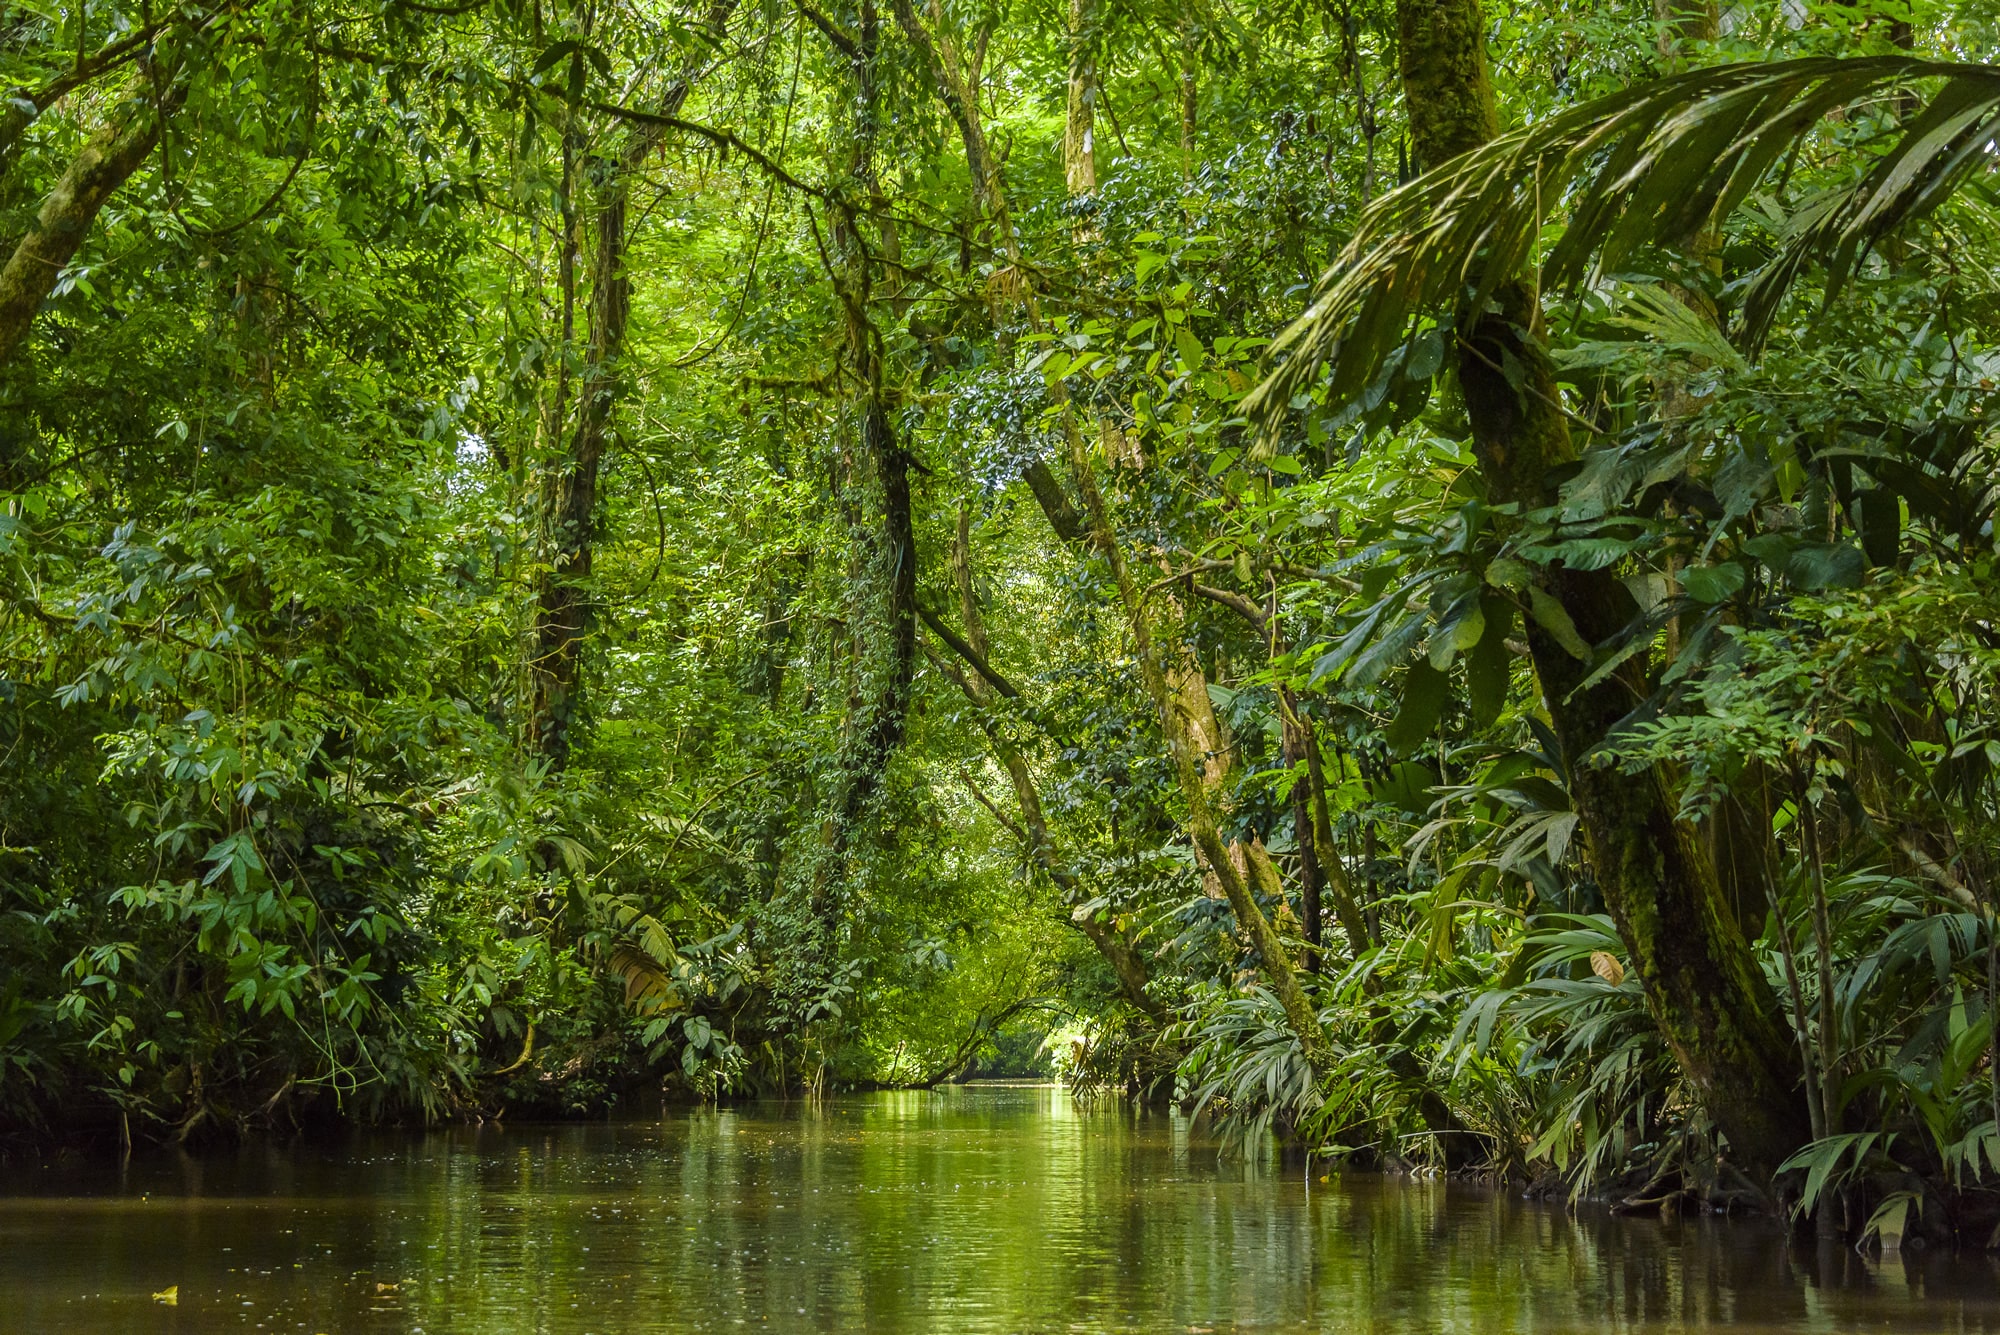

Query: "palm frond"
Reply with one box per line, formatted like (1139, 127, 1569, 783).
(1247, 56, 2000, 431)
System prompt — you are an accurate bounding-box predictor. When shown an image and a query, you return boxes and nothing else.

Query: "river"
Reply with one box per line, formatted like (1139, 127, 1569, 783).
(1, 1083, 1993, 1332)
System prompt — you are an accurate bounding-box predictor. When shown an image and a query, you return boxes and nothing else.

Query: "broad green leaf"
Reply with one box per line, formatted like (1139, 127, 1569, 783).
(1526, 586, 1592, 661)
(1680, 562, 1745, 604)
(1466, 595, 1515, 728)
(1384, 662, 1449, 757)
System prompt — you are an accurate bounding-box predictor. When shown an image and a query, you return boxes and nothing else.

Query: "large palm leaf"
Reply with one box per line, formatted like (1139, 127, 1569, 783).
(1246, 56, 2000, 425)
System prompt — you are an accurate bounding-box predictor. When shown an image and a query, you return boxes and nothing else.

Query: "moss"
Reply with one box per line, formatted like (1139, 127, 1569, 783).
(1397, 0, 1500, 169)
(1397, 0, 1809, 1184)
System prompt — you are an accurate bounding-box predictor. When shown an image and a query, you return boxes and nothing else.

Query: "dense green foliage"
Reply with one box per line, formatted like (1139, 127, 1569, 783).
(3, 0, 2000, 1245)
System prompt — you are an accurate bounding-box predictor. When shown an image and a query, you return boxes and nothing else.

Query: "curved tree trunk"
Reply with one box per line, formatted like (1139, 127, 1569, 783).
(1064, 431, 1328, 1062)
(0, 79, 170, 372)
(920, 9, 1324, 1057)
(1395, 0, 1808, 1187)
(934, 504, 1165, 1020)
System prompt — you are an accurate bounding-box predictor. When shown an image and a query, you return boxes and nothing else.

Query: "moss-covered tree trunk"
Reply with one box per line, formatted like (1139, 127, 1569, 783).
(0, 78, 168, 375)
(811, 0, 917, 912)
(1063, 433, 1328, 1063)
(1395, 0, 1808, 1187)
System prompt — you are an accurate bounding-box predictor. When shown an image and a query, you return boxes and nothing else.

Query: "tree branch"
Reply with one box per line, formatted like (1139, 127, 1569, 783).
(793, 1, 859, 57)
(585, 99, 825, 200)
(917, 603, 1021, 699)
(959, 768, 1027, 841)
(1189, 581, 1267, 636)
(1021, 456, 1085, 541)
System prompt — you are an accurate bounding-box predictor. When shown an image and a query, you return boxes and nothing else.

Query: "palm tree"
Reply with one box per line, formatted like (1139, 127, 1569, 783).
(1248, 54, 2000, 419)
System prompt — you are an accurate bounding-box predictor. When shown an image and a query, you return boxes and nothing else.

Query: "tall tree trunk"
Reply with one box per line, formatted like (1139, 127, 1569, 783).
(1176, 15, 1198, 175)
(529, 6, 737, 769)
(528, 145, 623, 770)
(1064, 0, 1099, 201)
(1010, 0, 1110, 525)
(896, 0, 1319, 1052)
(1186, 577, 1372, 963)
(1297, 708, 1374, 956)
(1649, 0, 1771, 943)
(1282, 707, 1325, 968)
(814, 0, 917, 906)
(1394, 0, 1808, 1187)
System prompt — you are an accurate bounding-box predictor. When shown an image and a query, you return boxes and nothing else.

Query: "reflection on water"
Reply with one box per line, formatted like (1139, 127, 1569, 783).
(2, 1084, 1994, 1333)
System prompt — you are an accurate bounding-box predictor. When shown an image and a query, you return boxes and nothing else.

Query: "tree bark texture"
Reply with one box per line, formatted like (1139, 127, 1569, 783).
(0, 81, 167, 372)
(1064, 0, 1099, 200)
(1395, 0, 1808, 1185)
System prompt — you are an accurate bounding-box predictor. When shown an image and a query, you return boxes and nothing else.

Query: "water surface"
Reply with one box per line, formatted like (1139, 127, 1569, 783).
(2, 1084, 1993, 1332)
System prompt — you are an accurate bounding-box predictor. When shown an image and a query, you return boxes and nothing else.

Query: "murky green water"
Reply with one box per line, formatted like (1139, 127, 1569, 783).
(2, 1083, 1993, 1333)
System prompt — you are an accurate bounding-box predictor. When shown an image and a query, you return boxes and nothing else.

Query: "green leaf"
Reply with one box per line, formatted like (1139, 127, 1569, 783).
(1466, 595, 1515, 728)
(1404, 328, 1444, 380)
(1244, 56, 2000, 434)
(1484, 558, 1531, 591)
(1310, 605, 1385, 686)
(1680, 562, 1745, 604)
(1863, 1191, 1917, 1251)
(1526, 586, 1592, 661)
(1174, 326, 1205, 372)
(1373, 761, 1439, 815)
(531, 40, 611, 103)
(1430, 598, 1485, 669)
(1742, 530, 1796, 570)
(1350, 613, 1428, 689)
(1786, 542, 1865, 591)
(1384, 662, 1449, 757)
(532, 39, 590, 76)
(1853, 489, 1901, 567)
